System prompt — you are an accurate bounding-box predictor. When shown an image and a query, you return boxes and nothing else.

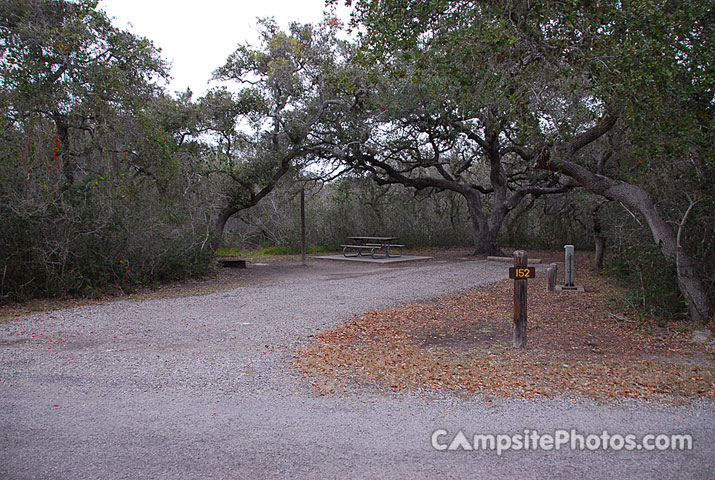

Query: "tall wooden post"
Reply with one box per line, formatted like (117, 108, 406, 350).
(546, 263, 557, 292)
(513, 250, 528, 349)
(300, 186, 306, 266)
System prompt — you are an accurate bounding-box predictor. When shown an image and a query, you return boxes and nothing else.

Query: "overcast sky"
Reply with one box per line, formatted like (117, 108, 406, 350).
(98, 0, 352, 96)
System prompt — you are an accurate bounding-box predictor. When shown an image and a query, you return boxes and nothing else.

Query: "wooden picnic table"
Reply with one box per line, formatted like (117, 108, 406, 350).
(341, 236, 404, 258)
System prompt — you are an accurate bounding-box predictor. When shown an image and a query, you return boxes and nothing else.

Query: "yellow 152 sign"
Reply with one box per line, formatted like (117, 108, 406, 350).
(508, 267, 535, 279)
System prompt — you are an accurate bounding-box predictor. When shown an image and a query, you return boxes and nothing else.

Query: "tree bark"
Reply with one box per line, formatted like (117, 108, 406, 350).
(594, 236, 606, 270)
(536, 148, 713, 323)
(593, 203, 606, 269)
(52, 112, 75, 185)
(209, 206, 239, 252)
(464, 189, 506, 256)
(208, 158, 292, 253)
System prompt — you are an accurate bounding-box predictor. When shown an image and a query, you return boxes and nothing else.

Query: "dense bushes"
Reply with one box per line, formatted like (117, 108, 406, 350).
(600, 195, 715, 322)
(0, 121, 214, 301)
(222, 176, 475, 250)
(0, 185, 214, 302)
(0, 0, 215, 302)
(222, 176, 601, 252)
(607, 243, 687, 322)
(499, 191, 595, 251)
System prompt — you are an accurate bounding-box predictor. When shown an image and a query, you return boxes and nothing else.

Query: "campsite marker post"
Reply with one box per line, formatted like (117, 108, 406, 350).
(509, 250, 534, 349)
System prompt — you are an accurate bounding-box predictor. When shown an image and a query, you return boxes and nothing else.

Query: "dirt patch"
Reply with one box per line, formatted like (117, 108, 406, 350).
(296, 250, 715, 402)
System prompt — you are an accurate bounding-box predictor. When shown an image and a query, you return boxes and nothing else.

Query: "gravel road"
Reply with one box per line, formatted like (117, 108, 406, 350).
(1, 257, 713, 479)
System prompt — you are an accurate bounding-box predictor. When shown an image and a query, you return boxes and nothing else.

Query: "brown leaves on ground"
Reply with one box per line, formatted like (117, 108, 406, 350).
(295, 250, 715, 402)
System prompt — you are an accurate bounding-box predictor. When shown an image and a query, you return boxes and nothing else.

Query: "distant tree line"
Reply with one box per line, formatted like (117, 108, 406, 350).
(1, 0, 711, 322)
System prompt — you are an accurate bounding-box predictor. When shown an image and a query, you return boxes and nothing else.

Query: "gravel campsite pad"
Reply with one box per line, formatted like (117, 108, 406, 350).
(1, 251, 714, 479)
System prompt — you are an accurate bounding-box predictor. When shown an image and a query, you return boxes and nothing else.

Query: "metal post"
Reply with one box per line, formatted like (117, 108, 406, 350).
(564, 244, 575, 287)
(513, 250, 528, 349)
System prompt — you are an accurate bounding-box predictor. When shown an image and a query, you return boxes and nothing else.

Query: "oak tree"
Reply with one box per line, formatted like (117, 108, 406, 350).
(340, 0, 712, 321)
(204, 18, 357, 249)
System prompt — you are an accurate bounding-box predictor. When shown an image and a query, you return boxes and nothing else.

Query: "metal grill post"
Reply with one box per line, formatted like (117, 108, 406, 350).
(564, 245, 575, 287)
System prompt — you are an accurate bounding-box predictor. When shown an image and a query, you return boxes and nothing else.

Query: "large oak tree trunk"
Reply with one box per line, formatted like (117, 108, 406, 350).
(208, 161, 291, 253)
(536, 149, 712, 323)
(209, 207, 238, 252)
(464, 190, 506, 256)
(618, 185, 712, 324)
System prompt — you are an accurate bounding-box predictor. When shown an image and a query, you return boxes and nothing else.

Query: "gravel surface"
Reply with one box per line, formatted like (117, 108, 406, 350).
(1, 257, 713, 479)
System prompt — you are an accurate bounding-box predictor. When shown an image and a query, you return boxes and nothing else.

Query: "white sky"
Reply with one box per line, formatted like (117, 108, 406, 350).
(98, 0, 352, 96)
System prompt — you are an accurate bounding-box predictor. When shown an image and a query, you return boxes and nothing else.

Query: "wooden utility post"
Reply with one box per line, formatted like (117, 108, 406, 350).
(512, 250, 529, 349)
(300, 186, 306, 266)
(546, 263, 557, 292)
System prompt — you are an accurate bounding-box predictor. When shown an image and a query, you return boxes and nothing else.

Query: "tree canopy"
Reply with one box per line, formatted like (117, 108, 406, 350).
(333, 0, 713, 322)
(1, 0, 711, 322)
(1, 0, 169, 183)
(0, 0, 208, 299)
(200, 18, 360, 248)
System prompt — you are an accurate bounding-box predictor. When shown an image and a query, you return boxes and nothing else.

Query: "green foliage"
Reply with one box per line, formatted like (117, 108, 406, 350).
(0, 193, 214, 302)
(318, 0, 621, 255)
(2, 0, 710, 316)
(257, 246, 304, 256)
(607, 243, 687, 323)
(214, 248, 244, 257)
(215, 245, 339, 257)
(0, 1, 213, 303)
(201, 18, 359, 249)
(347, 0, 713, 320)
(0, 0, 168, 120)
(252, 246, 298, 256)
(599, 199, 714, 323)
(0, 115, 214, 302)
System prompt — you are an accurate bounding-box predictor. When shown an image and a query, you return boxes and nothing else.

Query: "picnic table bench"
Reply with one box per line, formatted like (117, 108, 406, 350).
(341, 236, 404, 258)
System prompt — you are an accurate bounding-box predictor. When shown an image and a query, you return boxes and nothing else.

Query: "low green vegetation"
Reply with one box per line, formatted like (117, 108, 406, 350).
(215, 245, 339, 258)
(608, 244, 688, 323)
